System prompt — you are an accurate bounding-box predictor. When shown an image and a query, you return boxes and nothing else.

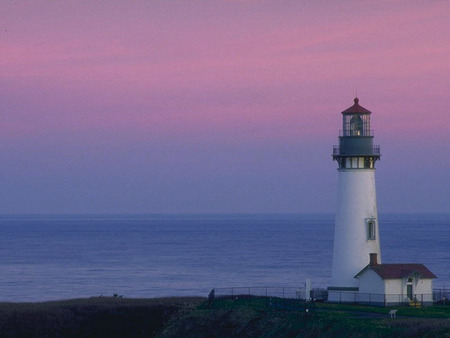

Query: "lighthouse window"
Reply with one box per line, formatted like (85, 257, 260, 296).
(367, 220, 376, 240)
(364, 157, 374, 169)
(358, 157, 364, 168)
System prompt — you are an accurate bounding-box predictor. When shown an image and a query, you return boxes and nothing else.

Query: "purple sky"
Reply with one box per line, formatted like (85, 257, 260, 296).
(1, 1, 449, 214)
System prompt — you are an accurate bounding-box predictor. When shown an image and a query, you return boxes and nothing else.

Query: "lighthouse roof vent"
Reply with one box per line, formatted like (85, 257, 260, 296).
(342, 97, 372, 115)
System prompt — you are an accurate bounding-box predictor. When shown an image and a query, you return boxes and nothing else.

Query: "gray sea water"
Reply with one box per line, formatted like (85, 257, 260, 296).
(0, 213, 448, 302)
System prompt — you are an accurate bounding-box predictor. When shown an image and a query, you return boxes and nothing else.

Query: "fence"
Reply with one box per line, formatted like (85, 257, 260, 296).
(213, 287, 327, 301)
(313, 287, 449, 306)
(328, 291, 435, 307)
(433, 288, 450, 304)
(209, 287, 316, 313)
(208, 287, 450, 308)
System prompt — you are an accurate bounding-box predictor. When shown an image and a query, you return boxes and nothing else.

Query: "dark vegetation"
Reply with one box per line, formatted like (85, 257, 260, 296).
(0, 297, 202, 338)
(0, 296, 449, 337)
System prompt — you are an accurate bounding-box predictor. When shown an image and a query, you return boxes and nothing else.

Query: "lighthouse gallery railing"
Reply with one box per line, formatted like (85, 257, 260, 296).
(332, 145, 380, 156)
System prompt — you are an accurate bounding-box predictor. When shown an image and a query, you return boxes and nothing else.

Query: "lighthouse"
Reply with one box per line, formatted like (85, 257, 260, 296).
(328, 98, 381, 302)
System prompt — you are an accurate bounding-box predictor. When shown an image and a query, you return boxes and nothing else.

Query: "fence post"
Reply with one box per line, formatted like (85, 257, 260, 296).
(283, 287, 285, 299)
(265, 288, 268, 309)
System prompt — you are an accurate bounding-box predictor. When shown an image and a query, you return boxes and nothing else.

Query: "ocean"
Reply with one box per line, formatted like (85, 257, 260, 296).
(0, 213, 448, 302)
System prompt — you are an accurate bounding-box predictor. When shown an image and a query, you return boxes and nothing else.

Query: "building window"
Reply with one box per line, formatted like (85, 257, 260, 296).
(367, 219, 376, 240)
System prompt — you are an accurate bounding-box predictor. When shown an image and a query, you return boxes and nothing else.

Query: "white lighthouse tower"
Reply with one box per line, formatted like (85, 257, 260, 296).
(328, 98, 381, 302)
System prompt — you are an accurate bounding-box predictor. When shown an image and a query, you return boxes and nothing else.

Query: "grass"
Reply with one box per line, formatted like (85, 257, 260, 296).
(0, 296, 449, 337)
(315, 301, 450, 318)
(163, 297, 450, 337)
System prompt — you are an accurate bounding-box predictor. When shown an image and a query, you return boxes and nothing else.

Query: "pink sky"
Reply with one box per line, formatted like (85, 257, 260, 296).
(0, 1, 449, 213)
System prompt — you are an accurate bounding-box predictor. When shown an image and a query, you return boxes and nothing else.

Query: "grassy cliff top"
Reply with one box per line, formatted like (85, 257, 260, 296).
(0, 296, 449, 337)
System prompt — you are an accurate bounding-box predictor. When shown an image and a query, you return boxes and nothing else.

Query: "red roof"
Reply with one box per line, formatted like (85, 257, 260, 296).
(355, 263, 437, 279)
(342, 97, 372, 115)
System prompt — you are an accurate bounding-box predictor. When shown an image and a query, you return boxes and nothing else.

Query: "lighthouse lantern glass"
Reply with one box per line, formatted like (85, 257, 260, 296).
(343, 113, 371, 136)
(350, 115, 363, 135)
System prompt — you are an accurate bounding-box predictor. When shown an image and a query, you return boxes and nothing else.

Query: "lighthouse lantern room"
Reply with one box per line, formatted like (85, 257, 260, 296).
(328, 98, 381, 302)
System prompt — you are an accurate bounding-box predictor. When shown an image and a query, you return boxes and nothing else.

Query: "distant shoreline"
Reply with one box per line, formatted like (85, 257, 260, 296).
(0, 213, 334, 219)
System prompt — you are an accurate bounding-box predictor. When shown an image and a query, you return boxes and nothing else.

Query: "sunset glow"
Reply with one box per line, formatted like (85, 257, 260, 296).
(1, 1, 449, 213)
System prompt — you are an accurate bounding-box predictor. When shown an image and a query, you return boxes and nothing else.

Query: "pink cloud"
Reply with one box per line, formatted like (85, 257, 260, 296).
(1, 1, 449, 141)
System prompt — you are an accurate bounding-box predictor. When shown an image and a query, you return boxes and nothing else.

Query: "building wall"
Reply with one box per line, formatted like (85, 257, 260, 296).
(327, 290, 359, 303)
(413, 278, 433, 294)
(384, 279, 405, 304)
(356, 269, 385, 305)
(411, 278, 434, 303)
(358, 269, 384, 294)
(384, 279, 403, 294)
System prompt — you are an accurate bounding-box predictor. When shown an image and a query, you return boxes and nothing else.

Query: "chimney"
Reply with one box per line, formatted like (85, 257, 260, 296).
(369, 253, 378, 266)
